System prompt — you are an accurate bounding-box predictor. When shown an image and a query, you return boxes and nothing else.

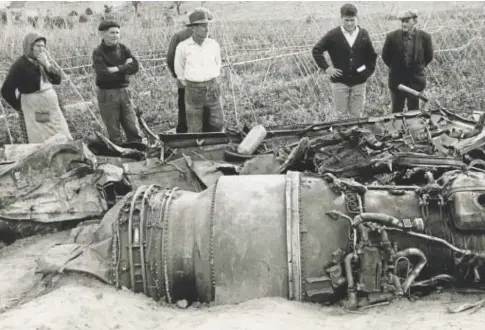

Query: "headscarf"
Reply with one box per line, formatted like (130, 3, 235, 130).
(22, 32, 49, 82)
(23, 32, 47, 59)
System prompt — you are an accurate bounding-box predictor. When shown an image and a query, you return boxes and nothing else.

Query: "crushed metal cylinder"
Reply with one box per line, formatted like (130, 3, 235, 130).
(5, 106, 485, 309)
(37, 168, 485, 309)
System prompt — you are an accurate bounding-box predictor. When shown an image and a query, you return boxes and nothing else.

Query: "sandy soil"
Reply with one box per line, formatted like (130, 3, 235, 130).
(0, 233, 484, 330)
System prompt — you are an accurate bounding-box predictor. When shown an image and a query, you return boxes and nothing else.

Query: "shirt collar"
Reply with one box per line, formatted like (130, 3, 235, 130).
(341, 25, 359, 36)
(403, 28, 416, 37)
(188, 37, 209, 46)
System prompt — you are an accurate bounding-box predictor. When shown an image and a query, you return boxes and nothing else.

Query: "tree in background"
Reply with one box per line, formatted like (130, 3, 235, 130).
(132, 1, 141, 15)
(174, 1, 182, 15)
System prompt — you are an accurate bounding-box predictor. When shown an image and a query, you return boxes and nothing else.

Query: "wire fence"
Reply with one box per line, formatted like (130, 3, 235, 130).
(1, 1, 485, 141)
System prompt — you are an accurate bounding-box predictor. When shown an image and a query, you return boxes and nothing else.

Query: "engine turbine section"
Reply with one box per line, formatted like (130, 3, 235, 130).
(38, 169, 485, 309)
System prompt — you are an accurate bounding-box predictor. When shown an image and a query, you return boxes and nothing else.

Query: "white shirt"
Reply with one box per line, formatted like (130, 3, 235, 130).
(341, 26, 360, 48)
(174, 37, 221, 84)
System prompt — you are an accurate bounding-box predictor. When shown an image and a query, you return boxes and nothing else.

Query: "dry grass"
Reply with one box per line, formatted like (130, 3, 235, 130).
(1, 1, 485, 144)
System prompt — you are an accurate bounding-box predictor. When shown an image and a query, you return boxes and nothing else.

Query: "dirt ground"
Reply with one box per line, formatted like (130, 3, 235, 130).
(0, 232, 484, 330)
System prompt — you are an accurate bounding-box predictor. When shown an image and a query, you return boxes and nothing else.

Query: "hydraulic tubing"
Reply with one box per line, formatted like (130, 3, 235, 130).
(394, 248, 427, 292)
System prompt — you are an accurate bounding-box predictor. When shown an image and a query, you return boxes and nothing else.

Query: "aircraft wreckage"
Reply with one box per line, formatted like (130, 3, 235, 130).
(3, 96, 485, 310)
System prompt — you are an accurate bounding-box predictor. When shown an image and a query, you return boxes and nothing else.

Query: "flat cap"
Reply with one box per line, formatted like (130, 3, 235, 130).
(98, 20, 120, 31)
(398, 10, 418, 20)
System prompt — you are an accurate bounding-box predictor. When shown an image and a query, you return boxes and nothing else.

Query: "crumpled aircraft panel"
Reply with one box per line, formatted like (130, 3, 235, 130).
(0, 140, 123, 224)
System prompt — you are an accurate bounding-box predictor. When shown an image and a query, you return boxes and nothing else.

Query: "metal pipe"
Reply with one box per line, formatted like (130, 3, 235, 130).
(354, 213, 424, 232)
(344, 253, 358, 310)
(385, 228, 485, 258)
(390, 273, 404, 296)
(357, 224, 370, 247)
(355, 213, 402, 228)
(380, 229, 390, 246)
(411, 274, 454, 287)
(366, 185, 419, 191)
(394, 248, 427, 292)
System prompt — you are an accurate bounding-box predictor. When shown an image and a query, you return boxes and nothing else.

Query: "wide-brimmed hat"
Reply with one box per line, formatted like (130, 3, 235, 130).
(186, 9, 213, 26)
(398, 9, 418, 20)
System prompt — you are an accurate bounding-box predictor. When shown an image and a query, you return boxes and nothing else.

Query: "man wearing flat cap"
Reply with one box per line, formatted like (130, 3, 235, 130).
(167, 8, 213, 133)
(382, 10, 434, 113)
(92, 20, 143, 145)
(174, 9, 224, 132)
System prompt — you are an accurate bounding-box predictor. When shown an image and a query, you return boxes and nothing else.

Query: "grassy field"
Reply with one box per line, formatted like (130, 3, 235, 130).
(1, 1, 485, 145)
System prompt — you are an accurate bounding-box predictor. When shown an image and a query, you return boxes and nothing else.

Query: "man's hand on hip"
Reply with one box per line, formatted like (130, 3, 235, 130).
(326, 67, 343, 78)
(108, 67, 120, 73)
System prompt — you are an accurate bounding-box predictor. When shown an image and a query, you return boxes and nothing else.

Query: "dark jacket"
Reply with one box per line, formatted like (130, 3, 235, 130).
(167, 27, 193, 79)
(1, 32, 62, 111)
(312, 26, 377, 86)
(92, 41, 139, 89)
(382, 29, 433, 91)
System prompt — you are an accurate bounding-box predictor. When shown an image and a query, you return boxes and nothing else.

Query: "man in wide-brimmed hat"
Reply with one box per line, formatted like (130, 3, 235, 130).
(174, 9, 224, 132)
(382, 10, 434, 113)
(167, 8, 213, 133)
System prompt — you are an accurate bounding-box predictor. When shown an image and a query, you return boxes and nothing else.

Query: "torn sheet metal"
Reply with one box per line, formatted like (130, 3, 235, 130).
(122, 157, 203, 192)
(190, 160, 240, 188)
(3, 108, 485, 245)
(0, 140, 125, 224)
(155, 109, 485, 184)
(94, 132, 145, 160)
(2, 133, 74, 162)
(238, 154, 282, 175)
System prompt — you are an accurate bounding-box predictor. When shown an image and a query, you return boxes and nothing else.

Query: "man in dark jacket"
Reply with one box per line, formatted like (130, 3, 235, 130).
(382, 10, 434, 113)
(166, 8, 213, 133)
(92, 20, 143, 145)
(312, 3, 377, 118)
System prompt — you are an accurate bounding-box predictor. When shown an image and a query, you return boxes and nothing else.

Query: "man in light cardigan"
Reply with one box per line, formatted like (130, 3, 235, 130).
(174, 9, 224, 133)
(312, 3, 377, 118)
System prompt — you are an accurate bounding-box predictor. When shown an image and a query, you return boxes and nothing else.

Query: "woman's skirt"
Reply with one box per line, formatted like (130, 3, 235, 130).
(20, 87, 72, 143)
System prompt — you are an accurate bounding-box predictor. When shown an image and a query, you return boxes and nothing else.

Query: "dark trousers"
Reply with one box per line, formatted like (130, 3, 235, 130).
(176, 87, 188, 133)
(96, 88, 143, 145)
(390, 89, 420, 113)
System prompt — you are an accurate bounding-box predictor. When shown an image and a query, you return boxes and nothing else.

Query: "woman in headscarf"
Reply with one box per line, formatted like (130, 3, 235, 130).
(1, 32, 71, 143)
